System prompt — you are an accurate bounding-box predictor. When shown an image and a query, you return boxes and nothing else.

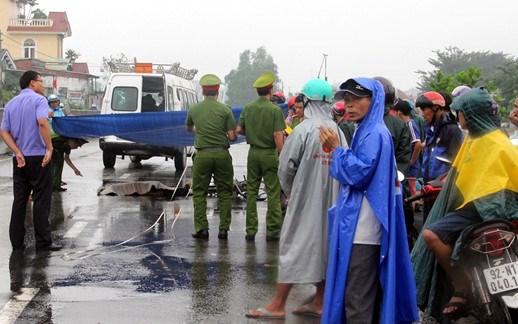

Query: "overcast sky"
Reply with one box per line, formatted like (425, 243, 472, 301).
(37, 0, 518, 93)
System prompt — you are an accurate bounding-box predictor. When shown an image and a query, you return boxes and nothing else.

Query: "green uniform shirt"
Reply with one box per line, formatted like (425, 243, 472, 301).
(238, 97, 285, 148)
(290, 117, 303, 129)
(186, 97, 236, 149)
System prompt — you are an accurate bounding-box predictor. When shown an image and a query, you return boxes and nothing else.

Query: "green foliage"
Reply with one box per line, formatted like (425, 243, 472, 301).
(428, 71, 454, 93)
(492, 60, 518, 113)
(65, 49, 81, 62)
(419, 47, 518, 120)
(32, 8, 47, 19)
(224, 47, 280, 107)
(0, 71, 21, 106)
(417, 46, 510, 92)
(428, 67, 483, 93)
(16, 0, 38, 19)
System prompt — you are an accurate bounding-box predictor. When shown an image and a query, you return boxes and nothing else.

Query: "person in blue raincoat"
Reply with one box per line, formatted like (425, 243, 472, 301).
(319, 77, 418, 323)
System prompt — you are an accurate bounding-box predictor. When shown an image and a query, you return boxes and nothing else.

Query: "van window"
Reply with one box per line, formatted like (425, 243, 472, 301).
(189, 92, 197, 106)
(167, 86, 174, 111)
(112, 87, 138, 111)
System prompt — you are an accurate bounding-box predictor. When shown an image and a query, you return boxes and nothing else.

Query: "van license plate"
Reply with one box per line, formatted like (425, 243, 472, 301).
(483, 261, 518, 294)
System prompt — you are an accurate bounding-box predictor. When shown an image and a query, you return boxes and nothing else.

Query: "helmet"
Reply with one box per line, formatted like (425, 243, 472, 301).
(287, 95, 297, 109)
(48, 94, 60, 103)
(451, 85, 471, 98)
(415, 92, 446, 109)
(272, 92, 286, 104)
(373, 76, 396, 105)
(301, 78, 333, 103)
(331, 101, 345, 116)
(403, 99, 415, 109)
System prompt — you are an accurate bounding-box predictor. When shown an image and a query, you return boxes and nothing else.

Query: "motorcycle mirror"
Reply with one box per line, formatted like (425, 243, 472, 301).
(397, 171, 405, 182)
(436, 156, 452, 164)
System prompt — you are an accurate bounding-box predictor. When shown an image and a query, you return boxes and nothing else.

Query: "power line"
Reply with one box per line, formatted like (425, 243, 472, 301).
(1, 31, 62, 61)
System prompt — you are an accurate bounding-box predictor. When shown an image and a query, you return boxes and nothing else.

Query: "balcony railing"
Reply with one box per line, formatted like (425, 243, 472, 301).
(9, 19, 53, 27)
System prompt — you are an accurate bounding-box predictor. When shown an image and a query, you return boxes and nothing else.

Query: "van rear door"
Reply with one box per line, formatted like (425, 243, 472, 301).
(103, 74, 142, 114)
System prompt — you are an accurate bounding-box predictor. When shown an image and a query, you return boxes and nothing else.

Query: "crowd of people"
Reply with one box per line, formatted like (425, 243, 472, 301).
(2, 69, 518, 322)
(185, 70, 518, 323)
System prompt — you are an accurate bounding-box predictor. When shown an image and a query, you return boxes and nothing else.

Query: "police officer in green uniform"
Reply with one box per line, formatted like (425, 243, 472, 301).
(236, 71, 285, 241)
(186, 74, 237, 240)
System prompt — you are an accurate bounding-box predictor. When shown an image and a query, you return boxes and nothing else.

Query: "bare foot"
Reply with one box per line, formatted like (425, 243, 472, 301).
(443, 293, 469, 319)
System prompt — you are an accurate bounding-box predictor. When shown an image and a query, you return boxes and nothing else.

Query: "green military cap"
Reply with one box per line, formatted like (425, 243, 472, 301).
(253, 71, 276, 89)
(199, 74, 222, 87)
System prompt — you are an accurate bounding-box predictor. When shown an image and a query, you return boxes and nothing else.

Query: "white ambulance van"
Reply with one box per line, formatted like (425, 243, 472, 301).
(99, 63, 197, 170)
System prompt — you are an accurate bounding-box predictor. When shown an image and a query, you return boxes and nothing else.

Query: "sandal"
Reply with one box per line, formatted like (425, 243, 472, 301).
(443, 291, 471, 321)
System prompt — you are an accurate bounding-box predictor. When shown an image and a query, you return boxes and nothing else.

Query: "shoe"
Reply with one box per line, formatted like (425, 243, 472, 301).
(245, 234, 255, 241)
(191, 229, 209, 239)
(218, 230, 228, 239)
(61, 181, 67, 186)
(53, 186, 67, 192)
(266, 235, 280, 242)
(36, 244, 63, 252)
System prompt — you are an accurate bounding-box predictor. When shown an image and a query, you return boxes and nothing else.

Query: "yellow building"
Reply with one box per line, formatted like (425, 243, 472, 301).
(0, 0, 71, 61)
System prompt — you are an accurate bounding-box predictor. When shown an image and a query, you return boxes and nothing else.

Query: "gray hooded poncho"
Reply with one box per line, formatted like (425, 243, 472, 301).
(277, 99, 347, 283)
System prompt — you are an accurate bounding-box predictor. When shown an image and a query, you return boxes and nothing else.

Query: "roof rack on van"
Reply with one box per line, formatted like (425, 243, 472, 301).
(113, 62, 198, 80)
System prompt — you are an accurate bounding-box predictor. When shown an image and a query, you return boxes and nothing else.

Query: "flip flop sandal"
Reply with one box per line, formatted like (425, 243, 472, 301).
(443, 291, 471, 321)
(292, 304, 321, 318)
(245, 307, 285, 320)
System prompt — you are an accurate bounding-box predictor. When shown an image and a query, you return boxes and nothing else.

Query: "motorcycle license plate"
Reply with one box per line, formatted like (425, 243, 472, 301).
(483, 261, 518, 294)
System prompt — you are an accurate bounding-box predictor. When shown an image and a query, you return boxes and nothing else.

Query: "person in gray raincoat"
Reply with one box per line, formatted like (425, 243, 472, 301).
(246, 78, 346, 320)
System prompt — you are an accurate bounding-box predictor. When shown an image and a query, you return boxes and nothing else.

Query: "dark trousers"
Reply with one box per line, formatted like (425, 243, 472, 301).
(10, 156, 53, 249)
(345, 244, 381, 323)
(52, 140, 66, 188)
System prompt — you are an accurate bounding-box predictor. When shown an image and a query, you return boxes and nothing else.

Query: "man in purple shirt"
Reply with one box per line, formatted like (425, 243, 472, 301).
(1, 70, 62, 252)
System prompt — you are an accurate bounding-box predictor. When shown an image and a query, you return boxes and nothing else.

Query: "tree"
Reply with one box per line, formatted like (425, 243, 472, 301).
(32, 8, 47, 19)
(101, 53, 132, 73)
(428, 67, 483, 93)
(16, 0, 38, 19)
(224, 47, 280, 106)
(492, 60, 518, 114)
(1, 70, 22, 107)
(417, 47, 510, 91)
(65, 49, 81, 62)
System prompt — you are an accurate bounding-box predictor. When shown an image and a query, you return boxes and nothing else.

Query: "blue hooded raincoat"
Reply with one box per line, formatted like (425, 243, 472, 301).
(322, 78, 418, 323)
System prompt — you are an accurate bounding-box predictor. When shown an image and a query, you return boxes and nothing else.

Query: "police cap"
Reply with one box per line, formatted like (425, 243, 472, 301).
(200, 74, 221, 91)
(253, 71, 276, 90)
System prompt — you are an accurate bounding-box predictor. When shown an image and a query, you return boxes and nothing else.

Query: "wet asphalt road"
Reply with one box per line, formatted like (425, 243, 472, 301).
(0, 140, 320, 324)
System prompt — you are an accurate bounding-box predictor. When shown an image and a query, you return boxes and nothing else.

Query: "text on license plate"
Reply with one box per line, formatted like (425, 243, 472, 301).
(483, 261, 518, 294)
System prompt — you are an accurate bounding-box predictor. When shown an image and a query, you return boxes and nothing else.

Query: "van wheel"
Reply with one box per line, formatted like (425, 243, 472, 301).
(103, 152, 116, 168)
(129, 156, 142, 163)
(174, 148, 187, 171)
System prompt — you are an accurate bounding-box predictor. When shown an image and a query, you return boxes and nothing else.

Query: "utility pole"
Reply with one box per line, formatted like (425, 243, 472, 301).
(317, 53, 328, 81)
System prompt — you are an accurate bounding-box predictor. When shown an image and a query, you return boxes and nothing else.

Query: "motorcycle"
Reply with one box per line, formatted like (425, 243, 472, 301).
(407, 175, 518, 323)
(458, 219, 518, 323)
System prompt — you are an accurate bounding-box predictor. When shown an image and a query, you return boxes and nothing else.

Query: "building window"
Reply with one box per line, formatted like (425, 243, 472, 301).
(23, 39, 36, 58)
